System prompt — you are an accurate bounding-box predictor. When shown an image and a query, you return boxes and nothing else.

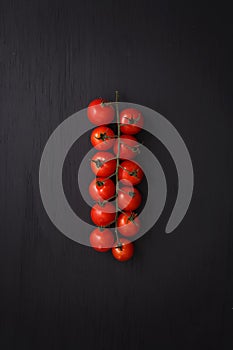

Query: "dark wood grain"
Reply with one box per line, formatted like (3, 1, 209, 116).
(0, 1, 232, 349)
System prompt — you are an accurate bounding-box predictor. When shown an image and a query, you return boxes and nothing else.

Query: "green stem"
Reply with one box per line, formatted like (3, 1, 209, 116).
(114, 91, 121, 244)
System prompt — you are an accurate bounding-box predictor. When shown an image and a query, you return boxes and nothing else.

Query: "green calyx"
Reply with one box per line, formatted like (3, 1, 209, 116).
(127, 114, 141, 125)
(95, 132, 109, 141)
(116, 242, 123, 251)
(97, 201, 107, 207)
(92, 159, 103, 168)
(129, 169, 139, 178)
(127, 212, 137, 223)
(128, 191, 136, 198)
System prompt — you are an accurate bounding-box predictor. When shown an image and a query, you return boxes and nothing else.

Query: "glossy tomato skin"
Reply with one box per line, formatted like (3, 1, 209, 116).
(91, 126, 115, 151)
(91, 202, 115, 226)
(91, 152, 116, 177)
(120, 108, 144, 134)
(118, 186, 142, 211)
(117, 211, 140, 237)
(90, 228, 114, 252)
(89, 177, 115, 202)
(118, 160, 144, 185)
(112, 238, 134, 262)
(113, 135, 139, 160)
(88, 98, 106, 107)
(87, 98, 115, 125)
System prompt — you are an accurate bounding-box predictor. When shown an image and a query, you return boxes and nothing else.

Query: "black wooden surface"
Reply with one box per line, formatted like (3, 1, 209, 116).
(0, 1, 232, 349)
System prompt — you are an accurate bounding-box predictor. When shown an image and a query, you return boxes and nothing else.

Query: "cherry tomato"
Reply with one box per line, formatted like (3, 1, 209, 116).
(91, 152, 116, 177)
(118, 160, 144, 185)
(118, 186, 142, 211)
(91, 202, 115, 226)
(120, 108, 144, 134)
(89, 177, 115, 201)
(90, 227, 114, 252)
(91, 126, 115, 151)
(113, 135, 139, 160)
(112, 238, 134, 262)
(87, 98, 115, 125)
(117, 211, 140, 237)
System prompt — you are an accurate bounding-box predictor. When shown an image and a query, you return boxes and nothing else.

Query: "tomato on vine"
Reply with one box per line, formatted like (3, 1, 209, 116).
(117, 211, 140, 237)
(113, 135, 139, 159)
(118, 186, 142, 211)
(88, 98, 115, 125)
(91, 202, 115, 226)
(89, 177, 115, 201)
(112, 238, 134, 261)
(90, 227, 114, 252)
(120, 108, 144, 134)
(91, 126, 115, 151)
(87, 93, 146, 262)
(118, 160, 144, 185)
(91, 152, 116, 177)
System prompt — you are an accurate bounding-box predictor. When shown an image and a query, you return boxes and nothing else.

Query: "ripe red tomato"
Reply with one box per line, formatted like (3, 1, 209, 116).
(90, 227, 114, 252)
(89, 177, 115, 201)
(120, 108, 144, 134)
(113, 135, 139, 160)
(91, 202, 115, 226)
(91, 126, 115, 151)
(118, 160, 144, 185)
(117, 211, 140, 237)
(87, 98, 115, 125)
(112, 238, 134, 261)
(118, 186, 142, 211)
(91, 152, 116, 177)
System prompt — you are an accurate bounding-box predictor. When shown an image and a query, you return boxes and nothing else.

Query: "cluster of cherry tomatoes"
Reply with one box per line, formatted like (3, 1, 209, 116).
(87, 98, 144, 262)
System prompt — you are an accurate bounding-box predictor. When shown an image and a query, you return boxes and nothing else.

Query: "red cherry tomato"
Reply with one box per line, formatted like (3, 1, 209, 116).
(112, 238, 134, 262)
(118, 160, 144, 185)
(118, 186, 142, 211)
(90, 227, 114, 252)
(113, 135, 139, 160)
(91, 152, 116, 177)
(117, 211, 140, 237)
(91, 126, 115, 151)
(87, 98, 115, 125)
(89, 177, 115, 201)
(120, 108, 144, 134)
(91, 202, 115, 226)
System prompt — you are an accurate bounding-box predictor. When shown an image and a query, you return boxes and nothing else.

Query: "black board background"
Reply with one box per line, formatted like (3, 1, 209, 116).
(0, 1, 232, 349)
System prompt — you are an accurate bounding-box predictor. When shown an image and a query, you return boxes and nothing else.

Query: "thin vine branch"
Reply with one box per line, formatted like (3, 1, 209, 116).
(114, 90, 121, 245)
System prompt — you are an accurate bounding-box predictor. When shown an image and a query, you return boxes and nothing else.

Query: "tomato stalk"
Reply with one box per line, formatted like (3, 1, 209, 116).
(122, 143, 140, 154)
(114, 90, 121, 245)
(102, 194, 117, 203)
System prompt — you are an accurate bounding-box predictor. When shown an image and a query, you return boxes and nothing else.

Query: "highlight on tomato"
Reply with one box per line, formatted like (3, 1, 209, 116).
(117, 211, 140, 237)
(112, 238, 134, 262)
(90, 202, 116, 227)
(87, 98, 115, 125)
(120, 108, 144, 134)
(90, 152, 116, 177)
(118, 160, 144, 185)
(91, 126, 115, 151)
(90, 227, 114, 252)
(89, 177, 115, 202)
(113, 135, 140, 159)
(118, 186, 142, 211)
